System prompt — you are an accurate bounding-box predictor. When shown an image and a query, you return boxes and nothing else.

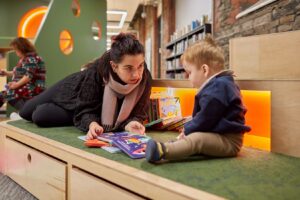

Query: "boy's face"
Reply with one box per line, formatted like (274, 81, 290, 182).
(184, 61, 209, 88)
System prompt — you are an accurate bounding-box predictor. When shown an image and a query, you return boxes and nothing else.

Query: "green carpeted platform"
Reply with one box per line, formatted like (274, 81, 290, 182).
(7, 120, 300, 200)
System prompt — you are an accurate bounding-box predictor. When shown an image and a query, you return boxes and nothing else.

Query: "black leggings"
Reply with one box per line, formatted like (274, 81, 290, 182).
(19, 83, 74, 127)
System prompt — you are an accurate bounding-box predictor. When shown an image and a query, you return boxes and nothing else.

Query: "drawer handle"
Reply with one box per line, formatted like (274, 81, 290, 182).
(27, 153, 32, 163)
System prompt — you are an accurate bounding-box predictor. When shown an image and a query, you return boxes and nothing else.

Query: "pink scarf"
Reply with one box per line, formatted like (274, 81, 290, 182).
(101, 75, 145, 131)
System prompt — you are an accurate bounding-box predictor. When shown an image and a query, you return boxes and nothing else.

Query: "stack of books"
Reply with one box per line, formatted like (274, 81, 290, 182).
(146, 96, 191, 131)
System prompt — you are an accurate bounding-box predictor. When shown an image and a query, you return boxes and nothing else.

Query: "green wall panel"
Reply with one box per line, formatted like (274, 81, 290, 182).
(35, 0, 107, 86)
(0, 0, 49, 37)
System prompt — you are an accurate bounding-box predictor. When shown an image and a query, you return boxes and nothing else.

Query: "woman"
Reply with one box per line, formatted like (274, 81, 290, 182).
(0, 37, 46, 110)
(20, 33, 152, 139)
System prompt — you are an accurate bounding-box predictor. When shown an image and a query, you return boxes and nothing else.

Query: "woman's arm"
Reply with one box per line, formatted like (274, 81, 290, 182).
(0, 70, 13, 77)
(8, 75, 31, 90)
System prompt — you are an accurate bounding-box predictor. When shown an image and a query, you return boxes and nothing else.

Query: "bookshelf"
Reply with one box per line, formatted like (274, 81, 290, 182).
(165, 23, 211, 79)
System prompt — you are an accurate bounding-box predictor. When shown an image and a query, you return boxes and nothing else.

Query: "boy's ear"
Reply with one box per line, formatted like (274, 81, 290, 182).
(202, 64, 210, 77)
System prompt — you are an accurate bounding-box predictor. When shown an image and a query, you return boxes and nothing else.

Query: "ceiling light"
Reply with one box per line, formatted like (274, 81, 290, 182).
(107, 32, 119, 36)
(107, 10, 127, 29)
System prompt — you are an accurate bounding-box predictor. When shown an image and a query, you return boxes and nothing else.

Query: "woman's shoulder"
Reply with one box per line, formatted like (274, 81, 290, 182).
(23, 53, 44, 64)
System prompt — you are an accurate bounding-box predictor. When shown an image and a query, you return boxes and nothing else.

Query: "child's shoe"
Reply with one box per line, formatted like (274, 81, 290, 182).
(145, 139, 166, 163)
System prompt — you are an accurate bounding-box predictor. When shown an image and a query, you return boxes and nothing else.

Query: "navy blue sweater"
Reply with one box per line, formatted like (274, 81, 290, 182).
(184, 71, 251, 135)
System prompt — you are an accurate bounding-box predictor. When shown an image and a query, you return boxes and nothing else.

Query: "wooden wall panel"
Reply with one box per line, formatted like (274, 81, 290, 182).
(236, 80, 300, 158)
(230, 30, 300, 80)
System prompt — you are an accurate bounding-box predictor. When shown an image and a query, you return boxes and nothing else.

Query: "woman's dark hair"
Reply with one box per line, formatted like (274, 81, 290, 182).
(110, 32, 144, 63)
(95, 32, 145, 82)
(10, 37, 36, 55)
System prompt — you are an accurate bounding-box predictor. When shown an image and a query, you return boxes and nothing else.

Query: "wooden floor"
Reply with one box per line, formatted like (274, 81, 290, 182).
(0, 173, 37, 200)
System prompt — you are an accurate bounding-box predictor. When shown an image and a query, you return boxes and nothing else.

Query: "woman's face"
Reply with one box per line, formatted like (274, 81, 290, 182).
(110, 54, 145, 84)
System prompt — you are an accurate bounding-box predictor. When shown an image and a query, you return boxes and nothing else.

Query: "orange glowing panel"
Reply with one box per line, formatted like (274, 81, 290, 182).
(241, 90, 271, 138)
(18, 7, 48, 39)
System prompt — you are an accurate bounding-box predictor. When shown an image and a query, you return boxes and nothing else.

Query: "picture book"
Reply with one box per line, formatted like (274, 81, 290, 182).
(101, 146, 122, 153)
(158, 97, 182, 119)
(166, 116, 192, 131)
(97, 131, 131, 143)
(79, 132, 151, 158)
(145, 116, 192, 131)
(144, 118, 163, 128)
(147, 96, 182, 122)
(78, 135, 88, 141)
(112, 134, 151, 159)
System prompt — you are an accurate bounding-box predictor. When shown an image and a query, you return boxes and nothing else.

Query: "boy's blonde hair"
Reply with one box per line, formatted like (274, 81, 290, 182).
(181, 35, 225, 71)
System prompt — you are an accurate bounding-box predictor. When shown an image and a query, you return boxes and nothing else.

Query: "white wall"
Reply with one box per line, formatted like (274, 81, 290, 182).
(175, 0, 212, 30)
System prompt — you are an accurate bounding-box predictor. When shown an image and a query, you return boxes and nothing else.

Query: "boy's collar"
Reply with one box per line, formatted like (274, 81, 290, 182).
(197, 70, 234, 93)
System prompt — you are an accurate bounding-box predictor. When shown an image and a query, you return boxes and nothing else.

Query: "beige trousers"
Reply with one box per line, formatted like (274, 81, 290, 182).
(164, 132, 244, 160)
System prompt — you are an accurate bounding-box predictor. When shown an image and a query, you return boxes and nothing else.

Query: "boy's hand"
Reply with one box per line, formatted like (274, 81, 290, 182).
(177, 128, 186, 140)
(8, 82, 19, 90)
(125, 121, 145, 135)
(86, 122, 104, 140)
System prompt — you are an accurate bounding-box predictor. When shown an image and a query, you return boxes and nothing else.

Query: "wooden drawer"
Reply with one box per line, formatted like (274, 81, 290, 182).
(70, 168, 145, 200)
(5, 137, 66, 200)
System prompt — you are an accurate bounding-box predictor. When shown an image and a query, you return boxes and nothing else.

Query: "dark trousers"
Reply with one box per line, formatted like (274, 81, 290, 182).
(8, 99, 26, 110)
(0, 98, 26, 111)
(19, 83, 73, 127)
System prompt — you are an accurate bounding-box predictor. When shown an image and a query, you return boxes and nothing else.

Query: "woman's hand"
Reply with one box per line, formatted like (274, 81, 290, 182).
(86, 121, 104, 140)
(8, 82, 19, 90)
(125, 121, 145, 135)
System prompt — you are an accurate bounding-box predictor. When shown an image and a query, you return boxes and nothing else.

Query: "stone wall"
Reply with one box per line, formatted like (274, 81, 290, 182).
(213, 0, 300, 67)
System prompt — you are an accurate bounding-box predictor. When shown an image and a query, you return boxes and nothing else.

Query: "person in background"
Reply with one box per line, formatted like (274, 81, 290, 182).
(20, 33, 152, 138)
(0, 37, 46, 118)
(145, 35, 251, 163)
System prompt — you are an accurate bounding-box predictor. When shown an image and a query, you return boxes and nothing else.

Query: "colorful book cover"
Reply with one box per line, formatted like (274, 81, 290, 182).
(158, 97, 182, 119)
(97, 132, 131, 143)
(112, 134, 150, 159)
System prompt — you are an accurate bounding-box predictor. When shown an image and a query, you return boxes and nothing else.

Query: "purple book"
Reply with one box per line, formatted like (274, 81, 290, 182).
(112, 134, 150, 159)
(97, 132, 131, 143)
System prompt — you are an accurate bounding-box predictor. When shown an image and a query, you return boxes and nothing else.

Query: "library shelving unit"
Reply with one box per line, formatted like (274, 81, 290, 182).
(165, 23, 211, 79)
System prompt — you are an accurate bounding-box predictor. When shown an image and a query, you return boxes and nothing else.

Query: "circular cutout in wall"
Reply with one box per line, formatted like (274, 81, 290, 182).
(18, 6, 48, 39)
(71, 0, 81, 17)
(59, 30, 73, 55)
(92, 21, 102, 40)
